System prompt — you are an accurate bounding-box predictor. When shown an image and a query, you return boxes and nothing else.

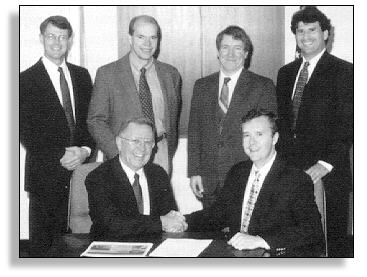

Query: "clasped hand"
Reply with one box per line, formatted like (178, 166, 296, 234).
(60, 146, 89, 171)
(228, 232, 269, 250)
(160, 210, 188, 233)
(305, 163, 329, 184)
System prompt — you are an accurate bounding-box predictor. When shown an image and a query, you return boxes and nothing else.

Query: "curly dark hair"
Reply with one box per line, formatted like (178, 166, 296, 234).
(290, 6, 331, 34)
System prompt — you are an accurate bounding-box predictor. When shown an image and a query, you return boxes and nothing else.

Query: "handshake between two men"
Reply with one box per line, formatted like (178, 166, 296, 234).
(159, 210, 269, 251)
(160, 210, 188, 233)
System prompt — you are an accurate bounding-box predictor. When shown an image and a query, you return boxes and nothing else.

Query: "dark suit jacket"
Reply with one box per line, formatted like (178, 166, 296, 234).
(87, 54, 182, 163)
(20, 59, 95, 194)
(188, 69, 277, 195)
(186, 157, 325, 251)
(85, 156, 177, 241)
(276, 52, 353, 187)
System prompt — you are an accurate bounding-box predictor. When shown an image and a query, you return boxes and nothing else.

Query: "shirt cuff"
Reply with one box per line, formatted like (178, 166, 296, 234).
(317, 160, 333, 172)
(81, 146, 91, 157)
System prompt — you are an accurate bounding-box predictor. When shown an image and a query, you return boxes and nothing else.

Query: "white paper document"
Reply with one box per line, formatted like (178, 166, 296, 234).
(149, 238, 213, 257)
(81, 241, 153, 257)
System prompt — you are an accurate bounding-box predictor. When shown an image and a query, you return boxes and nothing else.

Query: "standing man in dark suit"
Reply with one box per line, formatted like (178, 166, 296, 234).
(20, 16, 95, 256)
(276, 6, 353, 257)
(186, 109, 324, 255)
(88, 15, 182, 174)
(188, 25, 277, 208)
(85, 118, 187, 241)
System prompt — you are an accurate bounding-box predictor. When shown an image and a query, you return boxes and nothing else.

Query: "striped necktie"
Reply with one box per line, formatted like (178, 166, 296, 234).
(292, 61, 309, 131)
(220, 77, 231, 113)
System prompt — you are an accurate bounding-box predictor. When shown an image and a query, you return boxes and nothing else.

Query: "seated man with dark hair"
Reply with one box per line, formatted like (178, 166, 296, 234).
(86, 117, 186, 241)
(185, 109, 324, 254)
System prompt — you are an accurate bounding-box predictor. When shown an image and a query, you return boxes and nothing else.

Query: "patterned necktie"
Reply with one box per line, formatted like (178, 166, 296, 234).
(240, 171, 261, 233)
(220, 77, 231, 113)
(138, 67, 155, 127)
(58, 67, 75, 145)
(132, 173, 144, 214)
(292, 61, 310, 131)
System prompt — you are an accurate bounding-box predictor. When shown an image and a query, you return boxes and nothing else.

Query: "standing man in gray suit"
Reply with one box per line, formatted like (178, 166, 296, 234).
(188, 26, 277, 208)
(88, 15, 182, 173)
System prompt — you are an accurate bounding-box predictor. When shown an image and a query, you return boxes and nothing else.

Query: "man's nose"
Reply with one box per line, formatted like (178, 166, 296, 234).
(249, 136, 257, 145)
(143, 38, 152, 47)
(228, 48, 236, 57)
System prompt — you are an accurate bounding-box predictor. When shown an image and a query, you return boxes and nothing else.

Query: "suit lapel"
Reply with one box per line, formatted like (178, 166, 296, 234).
(210, 73, 222, 136)
(33, 59, 64, 110)
(143, 165, 155, 215)
(289, 59, 303, 98)
(32, 59, 68, 124)
(222, 69, 250, 133)
(154, 60, 170, 132)
(251, 156, 284, 224)
(306, 52, 331, 89)
(67, 63, 80, 122)
(111, 156, 138, 210)
(116, 55, 141, 110)
(297, 52, 331, 123)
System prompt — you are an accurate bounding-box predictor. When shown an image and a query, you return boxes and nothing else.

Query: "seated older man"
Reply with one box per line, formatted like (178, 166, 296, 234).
(86, 117, 186, 241)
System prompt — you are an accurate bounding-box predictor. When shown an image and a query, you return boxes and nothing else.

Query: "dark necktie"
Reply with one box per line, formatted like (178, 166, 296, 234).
(240, 171, 261, 233)
(132, 173, 144, 214)
(58, 67, 75, 145)
(138, 67, 155, 127)
(292, 61, 310, 131)
(220, 77, 231, 113)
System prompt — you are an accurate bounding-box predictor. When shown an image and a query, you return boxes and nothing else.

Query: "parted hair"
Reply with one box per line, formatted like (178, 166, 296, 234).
(241, 109, 278, 135)
(40, 15, 73, 37)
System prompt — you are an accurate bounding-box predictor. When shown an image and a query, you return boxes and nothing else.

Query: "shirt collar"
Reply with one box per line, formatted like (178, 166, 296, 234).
(119, 156, 144, 185)
(302, 48, 326, 67)
(252, 151, 277, 177)
(129, 52, 154, 72)
(220, 67, 243, 83)
(42, 55, 67, 72)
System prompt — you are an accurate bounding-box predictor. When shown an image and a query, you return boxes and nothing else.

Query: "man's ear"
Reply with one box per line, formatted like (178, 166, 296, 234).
(323, 29, 329, 41)
(116, 136, 122, 152)
(67, 35, 74, 51)
(273, 132, 279, 145)
(39, 33, 44, 45)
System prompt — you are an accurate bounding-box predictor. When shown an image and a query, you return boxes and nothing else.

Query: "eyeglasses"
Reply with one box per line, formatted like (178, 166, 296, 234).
(44, 33, 69, 42)
(119, 136, 155, 148)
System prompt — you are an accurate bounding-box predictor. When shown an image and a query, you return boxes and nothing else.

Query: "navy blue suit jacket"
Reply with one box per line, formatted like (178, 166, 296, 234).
(186, 157, 324, 251)
(20, 59, 95, 194)
(85, 156, 177, 241)
(276, 52, 353, 188)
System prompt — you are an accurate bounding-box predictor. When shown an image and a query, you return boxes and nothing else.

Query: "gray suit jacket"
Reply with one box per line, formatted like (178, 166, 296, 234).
(87, 54, 182, 162)
(188, 69, 277, 195)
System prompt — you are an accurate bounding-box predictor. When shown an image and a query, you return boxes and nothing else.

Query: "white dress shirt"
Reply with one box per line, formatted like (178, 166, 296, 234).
(119, 158, 151, 215)
(42, 56, 91, 155)
(42, 56, 75, 118)
(241, 151, 277, 225)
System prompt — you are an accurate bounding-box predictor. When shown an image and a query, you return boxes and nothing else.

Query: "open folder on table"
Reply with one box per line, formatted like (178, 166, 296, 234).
(149, 238, 213, 257)
(81, 241, 153, 257)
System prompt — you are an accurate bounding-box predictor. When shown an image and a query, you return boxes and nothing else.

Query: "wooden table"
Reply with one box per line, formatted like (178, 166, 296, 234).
(46, 231, 322, 258)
